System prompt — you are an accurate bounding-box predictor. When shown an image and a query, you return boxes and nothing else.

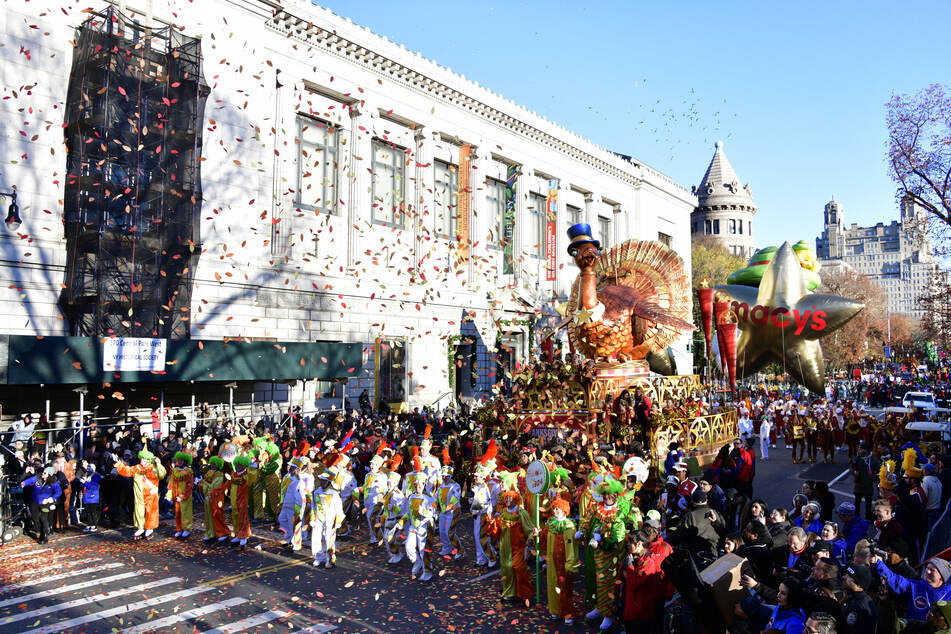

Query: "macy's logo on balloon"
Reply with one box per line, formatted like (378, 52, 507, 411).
(731, 301, 827, 335)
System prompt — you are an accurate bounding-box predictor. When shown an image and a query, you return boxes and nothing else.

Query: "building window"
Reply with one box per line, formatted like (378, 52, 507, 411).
(658, 231, 672, 247)
(738, 220, 743, 234)
(529, 192, 546, 258)
(434, 159, 458, 238)
(704, 219, 712, 234)
(713, 219, 720, 234)
(748, 221, 752, 235)
(296, 115, 338, 214)
(598, 216, 612, 249)
(371, 139, 406, 227)
(486, 178, 506, 248)
(567, 204, 583, 226)
(730, 219, 737, 234)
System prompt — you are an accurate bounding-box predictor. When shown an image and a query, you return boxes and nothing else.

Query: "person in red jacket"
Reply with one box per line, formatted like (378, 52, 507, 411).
(622, 531, 667, 633)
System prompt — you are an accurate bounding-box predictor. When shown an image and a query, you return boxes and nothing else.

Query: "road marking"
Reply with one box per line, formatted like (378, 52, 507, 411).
(0, 569, 142, 607)
(295, 623, 339, 633)
(48, 534, 86, 544)
(830, 488, 855, 500)
(118, 597, 247, 634)
(467, 568, 501, 583)
(308, 605, 383, 634)
(3, 548, 50, 561)
(201, 558, 310, 587)
(829, 468, 851, 487)
(197, 610, 289, 634)
(21, 584, 212, 634)
(1, 577, 180, 625)
(0, 558, 104, 591)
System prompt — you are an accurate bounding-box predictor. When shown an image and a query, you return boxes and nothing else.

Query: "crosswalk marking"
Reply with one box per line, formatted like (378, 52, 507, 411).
(0, 558, 106, 592)
(3, 548, 51, 561)
(295, 623, 339, 633)
(198, 610, 290, 634)
(118, 597, 247, 634)
(20, 584, 212, 634)
(0, 569, 142, 608)
(1, 576, 180, 625)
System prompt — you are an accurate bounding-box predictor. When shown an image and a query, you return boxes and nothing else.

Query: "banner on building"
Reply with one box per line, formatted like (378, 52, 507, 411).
(545, 179, 558, 281)
(503, 164, 519, 275)
(456, 145, 471, 267)
(103, 337, 167, 372)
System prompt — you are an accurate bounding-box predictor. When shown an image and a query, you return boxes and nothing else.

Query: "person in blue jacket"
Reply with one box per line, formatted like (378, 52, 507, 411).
(872, 553, 951, 622)
(21, 466, 63, 543)
(819, 521, 849, 568)
(793, 501, 822, 535)
(835, 502, 869, 553)
(77, 460, 102, 532)
(765, 577, 807, 633)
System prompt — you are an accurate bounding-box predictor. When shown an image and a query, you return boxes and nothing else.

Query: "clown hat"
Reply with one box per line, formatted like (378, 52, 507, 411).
(567, 223, 600, 255)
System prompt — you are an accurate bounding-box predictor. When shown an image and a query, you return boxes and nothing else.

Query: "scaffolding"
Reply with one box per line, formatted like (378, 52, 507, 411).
(62, 7, 208, 339)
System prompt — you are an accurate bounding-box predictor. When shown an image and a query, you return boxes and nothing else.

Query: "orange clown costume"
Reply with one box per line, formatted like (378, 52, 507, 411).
(229, 455, 252, 548)
(116, 449, 167, 540)
(168, 452, 195, 538)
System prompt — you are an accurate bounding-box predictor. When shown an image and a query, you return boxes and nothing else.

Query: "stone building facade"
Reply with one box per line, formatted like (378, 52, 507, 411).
(816, 198, 939, 320)
(0, 0, 695, 413)
(690, 141, 757, 258)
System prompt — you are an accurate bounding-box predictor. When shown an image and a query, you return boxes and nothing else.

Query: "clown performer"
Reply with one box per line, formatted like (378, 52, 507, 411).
(357, 443, 389, 544)
(471, 439, 500, 568)
(333, 432, 359, 539)
(278, 457, 302, 546)
(248, 437, 267, 522)
(619, 456, 648, 533)
(403, 446, 427, 496)
(381, 455, 407, 564)
(198, 456, 230, 543)
(418, 425, 442, 491)
(312, 467, 345, 568)
(229, 455, 252, 549)
(168, 451, 195, 539)
(399, 456, 437, 581)
(576, 478, 627, 631)
(260, 441, 283, 525)
(294, 471, 315, 551)
(485, 483, 537, 604)
(115, 448, 167, 541)
(435, 446, 464, 559)
(542, 497, 580, 624)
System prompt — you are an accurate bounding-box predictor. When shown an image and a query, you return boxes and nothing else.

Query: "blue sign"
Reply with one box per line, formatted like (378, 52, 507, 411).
(884, 345, 891, 359)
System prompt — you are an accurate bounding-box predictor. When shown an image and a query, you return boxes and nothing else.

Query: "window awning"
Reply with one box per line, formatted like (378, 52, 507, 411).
(0, 335, 362, 385)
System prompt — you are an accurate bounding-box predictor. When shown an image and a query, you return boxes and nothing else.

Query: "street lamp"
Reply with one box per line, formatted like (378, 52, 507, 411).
(0, 190, 20, 230)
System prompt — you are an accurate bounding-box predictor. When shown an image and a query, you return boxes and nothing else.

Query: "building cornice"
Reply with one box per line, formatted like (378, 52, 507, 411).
(260, 2, 693, 200)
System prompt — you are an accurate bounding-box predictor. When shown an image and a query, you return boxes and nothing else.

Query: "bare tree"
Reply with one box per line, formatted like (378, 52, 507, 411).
(886, 84, 951, 249)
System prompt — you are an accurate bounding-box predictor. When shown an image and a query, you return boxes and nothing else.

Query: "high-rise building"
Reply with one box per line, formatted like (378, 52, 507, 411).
(815, 197, 938, 319)
(690, 141, 757, 257)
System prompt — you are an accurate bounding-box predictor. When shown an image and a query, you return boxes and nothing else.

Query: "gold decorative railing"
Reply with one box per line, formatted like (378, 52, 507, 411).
(649, 408, 738, 458)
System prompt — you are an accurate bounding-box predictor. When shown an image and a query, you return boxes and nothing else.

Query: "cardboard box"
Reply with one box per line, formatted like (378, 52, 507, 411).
(699, 553, 748, 625)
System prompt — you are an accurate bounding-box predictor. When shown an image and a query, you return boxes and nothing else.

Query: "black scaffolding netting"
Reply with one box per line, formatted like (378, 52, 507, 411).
(61, 6, 209, 339)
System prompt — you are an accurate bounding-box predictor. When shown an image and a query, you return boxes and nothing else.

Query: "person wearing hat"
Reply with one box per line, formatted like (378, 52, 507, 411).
(871, 552, 951, 622)
(21, 464, 62, 543)
(199, 456, 231, 543)
(471, 440, 500, 568)
(115, 449, 167, 541)
(399, 460, 438, 582)
(435, 448, 464, 559)
(229, 455, 253, 549)
(311, 467, 344, 568)
(167, 451, 194, 539)
(485, 485, 536, 602)
(922, 463, 943, 526)
(357, 444, 389, 544)
(381, 464, 407, 564)
(277, 457, 302, 547)
(841, 565, 877, 634)
(76, 460, 102, 532)
(541, 497, 579, 624)
(259, 441, 283, 526)
(795, 501, 823, 535)
(835, 502, 869, 553)
(575, 478, 626, 630)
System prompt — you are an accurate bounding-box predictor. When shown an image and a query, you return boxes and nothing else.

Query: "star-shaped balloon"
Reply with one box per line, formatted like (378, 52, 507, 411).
(717, 242, 864, 394)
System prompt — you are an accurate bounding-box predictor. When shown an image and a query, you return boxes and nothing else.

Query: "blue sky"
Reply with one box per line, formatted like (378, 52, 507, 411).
(316, 1, 950, 252)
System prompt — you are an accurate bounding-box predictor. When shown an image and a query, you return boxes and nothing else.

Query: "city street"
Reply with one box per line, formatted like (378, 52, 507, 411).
(0, 514, 588, 633)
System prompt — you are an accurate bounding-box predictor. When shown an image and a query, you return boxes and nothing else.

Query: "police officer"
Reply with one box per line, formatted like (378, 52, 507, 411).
(841, 565, 877, 634)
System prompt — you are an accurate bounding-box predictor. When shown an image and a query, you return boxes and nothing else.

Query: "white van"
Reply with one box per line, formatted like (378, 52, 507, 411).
(903, 391, 937, 409)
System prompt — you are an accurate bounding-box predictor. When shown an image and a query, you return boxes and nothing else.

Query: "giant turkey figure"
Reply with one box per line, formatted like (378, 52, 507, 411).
(565, 224, 694, 363)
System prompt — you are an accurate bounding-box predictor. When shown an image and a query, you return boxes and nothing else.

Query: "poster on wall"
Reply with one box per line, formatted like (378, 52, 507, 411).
(545, 179, 558, 281)
(503, 164, 519, 275)
(103, 337, 167, 372)
(456, 145, 471, 266)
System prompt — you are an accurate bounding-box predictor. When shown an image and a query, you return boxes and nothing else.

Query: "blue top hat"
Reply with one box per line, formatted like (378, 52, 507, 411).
(566, 223, 601, 255)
